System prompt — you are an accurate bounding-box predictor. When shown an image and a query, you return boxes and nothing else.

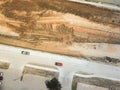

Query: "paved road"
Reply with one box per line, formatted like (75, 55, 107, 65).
(0, 44, 120, 90)
(69, 0, 120, 11)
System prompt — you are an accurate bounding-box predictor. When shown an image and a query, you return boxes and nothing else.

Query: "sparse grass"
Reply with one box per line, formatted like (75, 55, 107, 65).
(22, 66, 59, 79)
(73, 75, 120, 90)
(0, 61, 10, 69)
(72, 81, 77, 90)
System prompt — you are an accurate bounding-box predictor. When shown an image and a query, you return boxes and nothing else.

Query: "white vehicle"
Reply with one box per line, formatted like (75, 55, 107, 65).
(21, 51, 30, 55)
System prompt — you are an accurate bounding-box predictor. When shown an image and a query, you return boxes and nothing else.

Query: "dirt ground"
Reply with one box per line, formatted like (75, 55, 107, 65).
(22, 66, 59, 79)
(72, 76, 120, 90)
(0, 61, 10, 69)
(0, 0, 120, 60)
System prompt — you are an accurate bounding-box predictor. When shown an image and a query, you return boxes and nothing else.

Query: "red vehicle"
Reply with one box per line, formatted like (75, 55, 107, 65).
(55, 62, 63, 66)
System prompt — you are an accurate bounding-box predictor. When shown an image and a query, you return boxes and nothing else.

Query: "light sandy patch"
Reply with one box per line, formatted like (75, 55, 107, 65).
(0, 13, 24, 27)
(0, 25, 19, 36)
(0, 1, 8, 5)
(63, 14, 120, 34)
(12, 10, 27, 16)
(68, 43, 120, 59)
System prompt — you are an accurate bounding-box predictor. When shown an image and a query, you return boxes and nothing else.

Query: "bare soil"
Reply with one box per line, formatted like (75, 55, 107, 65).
(72, 75, 120, 90)
(0, 0, 120, 60)
(22, 66, 59, 78)
(0, 61, 10, 69)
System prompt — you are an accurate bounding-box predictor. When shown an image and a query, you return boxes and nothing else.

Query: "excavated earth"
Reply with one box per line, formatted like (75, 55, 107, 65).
(0, 0, 120, 65)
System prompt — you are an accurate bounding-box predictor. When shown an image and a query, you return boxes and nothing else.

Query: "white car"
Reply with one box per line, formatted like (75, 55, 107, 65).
(21, 51, 30, 55)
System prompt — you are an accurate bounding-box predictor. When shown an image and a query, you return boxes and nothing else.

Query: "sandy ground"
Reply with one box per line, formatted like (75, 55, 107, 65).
(0, 0, 120, 65)
(0, 1, 120, 90)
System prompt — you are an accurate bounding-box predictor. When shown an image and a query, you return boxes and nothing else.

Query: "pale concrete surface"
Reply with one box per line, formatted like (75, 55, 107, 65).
(85, 0, 120, 6)
(21, 75, 48, 90)
(0, 44, 120, 90)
